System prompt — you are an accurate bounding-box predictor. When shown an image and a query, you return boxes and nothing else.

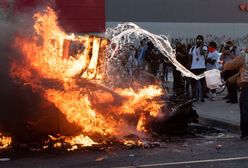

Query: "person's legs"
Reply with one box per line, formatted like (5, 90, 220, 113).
(240, 87, 248, 138)
(225, 70, 238, 102)
(164, 65, 168, 81)
(223, 70, 234, 100)
(185, 77, 190, 96)
(191, 69, 205, 100)
(200, 77, 206, 99)
(198, 69, 206, 101)
(196, 80, 200, 98)
(227, 83, 238, 103)
(210, 89, 216, 100)
(191, 78, 196, 98)
(224, 82, 231, 99)
(190, 69, 197, 98)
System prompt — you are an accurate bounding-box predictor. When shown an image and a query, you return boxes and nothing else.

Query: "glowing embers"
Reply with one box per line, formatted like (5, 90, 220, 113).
(0, 133, 12, 150)
(47, 134, 98, 151)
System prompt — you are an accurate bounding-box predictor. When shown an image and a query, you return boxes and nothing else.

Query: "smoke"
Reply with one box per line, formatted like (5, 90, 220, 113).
(0, 16, 31, 142)
(0, 3, 79, 143)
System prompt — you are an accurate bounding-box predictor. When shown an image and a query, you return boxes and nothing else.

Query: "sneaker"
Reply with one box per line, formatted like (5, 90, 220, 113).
(223, 95, 230, 100)
(226, 100, 238, 104)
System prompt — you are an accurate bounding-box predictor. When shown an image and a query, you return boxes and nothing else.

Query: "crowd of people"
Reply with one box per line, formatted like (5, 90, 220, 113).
(128, 35, 241, 102)
(123, 35, 248, 138)
(168, 36, 243, 102)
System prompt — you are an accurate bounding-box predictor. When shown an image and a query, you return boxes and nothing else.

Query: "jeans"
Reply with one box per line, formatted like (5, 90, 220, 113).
(196, 80, 202, 98)
(240, 86, 248, 136)
(191, 69, 206, 99)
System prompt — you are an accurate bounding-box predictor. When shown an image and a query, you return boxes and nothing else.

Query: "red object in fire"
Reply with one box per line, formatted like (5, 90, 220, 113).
(13, 0, 106, 33)
(55, 0, 106, 33)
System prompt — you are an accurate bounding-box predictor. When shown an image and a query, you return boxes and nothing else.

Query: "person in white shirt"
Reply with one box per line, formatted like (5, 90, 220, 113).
(189, 35, 207, 102)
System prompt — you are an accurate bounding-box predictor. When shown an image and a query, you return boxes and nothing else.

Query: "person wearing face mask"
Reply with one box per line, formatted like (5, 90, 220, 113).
(220, 40, 239, 104)
(224, 45, 248, 139)
(189, 35, 208, 102)
(206, 41, 220, 100)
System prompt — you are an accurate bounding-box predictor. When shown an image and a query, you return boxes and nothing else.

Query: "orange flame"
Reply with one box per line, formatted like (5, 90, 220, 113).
(48, 134, 97, 151)
(0, 133, 12, 149)
(10, 6, 165, 148)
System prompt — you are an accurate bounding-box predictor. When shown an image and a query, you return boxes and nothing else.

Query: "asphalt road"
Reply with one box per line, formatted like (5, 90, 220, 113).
(1, 132, 248, 168)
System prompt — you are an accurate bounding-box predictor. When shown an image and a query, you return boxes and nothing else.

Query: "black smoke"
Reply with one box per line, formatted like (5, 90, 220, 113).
(0, 2, 80, 144)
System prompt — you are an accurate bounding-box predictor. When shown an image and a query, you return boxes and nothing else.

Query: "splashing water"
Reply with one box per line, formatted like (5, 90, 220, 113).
(106, 22, 205, 80)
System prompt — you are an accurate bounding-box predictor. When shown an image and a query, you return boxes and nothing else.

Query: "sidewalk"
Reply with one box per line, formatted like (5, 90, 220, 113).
(194, 91, 240, 133)
(164, 71, 240, 133)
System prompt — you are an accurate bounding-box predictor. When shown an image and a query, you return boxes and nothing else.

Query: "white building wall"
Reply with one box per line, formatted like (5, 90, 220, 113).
(107, 22, 248, 47)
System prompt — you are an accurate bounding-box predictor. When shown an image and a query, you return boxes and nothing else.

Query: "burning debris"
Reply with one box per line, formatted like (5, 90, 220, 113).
(5, 6, 165, 149)
(44, 134, 98, 151)
(0, 5, 199, 151)
(0, 133, 11, 150)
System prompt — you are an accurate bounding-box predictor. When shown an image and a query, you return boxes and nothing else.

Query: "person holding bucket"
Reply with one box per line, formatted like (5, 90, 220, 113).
(220, 41, 239, 104)
(224, 46, 248, 139)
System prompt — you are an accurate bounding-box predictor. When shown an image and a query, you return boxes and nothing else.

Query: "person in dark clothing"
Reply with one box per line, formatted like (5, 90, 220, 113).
(144, 41, 159, 76)
(173, 42, 189, 96)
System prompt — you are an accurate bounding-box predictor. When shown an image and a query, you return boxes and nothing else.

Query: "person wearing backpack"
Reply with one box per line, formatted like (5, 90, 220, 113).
(189, 35, 207, 102)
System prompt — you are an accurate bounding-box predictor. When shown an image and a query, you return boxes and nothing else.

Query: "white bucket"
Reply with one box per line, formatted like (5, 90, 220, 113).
(204, 69, 221, 89)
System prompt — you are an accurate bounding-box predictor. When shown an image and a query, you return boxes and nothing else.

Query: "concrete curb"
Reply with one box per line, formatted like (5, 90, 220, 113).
(199, 116, 240, 134)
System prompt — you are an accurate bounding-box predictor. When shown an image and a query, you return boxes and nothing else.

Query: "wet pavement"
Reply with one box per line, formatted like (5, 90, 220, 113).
(165, 71, 241, 134)
(195, 90, 240, 133)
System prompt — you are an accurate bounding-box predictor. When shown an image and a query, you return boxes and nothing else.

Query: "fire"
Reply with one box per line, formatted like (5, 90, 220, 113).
(45, 89, 115, 135)
(48, 134, 97, 151)
(116, 85, 164, 117)
(0, 133, 12, 149)
(122, 139, 144, 147)
(9, 6, 165, 149)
